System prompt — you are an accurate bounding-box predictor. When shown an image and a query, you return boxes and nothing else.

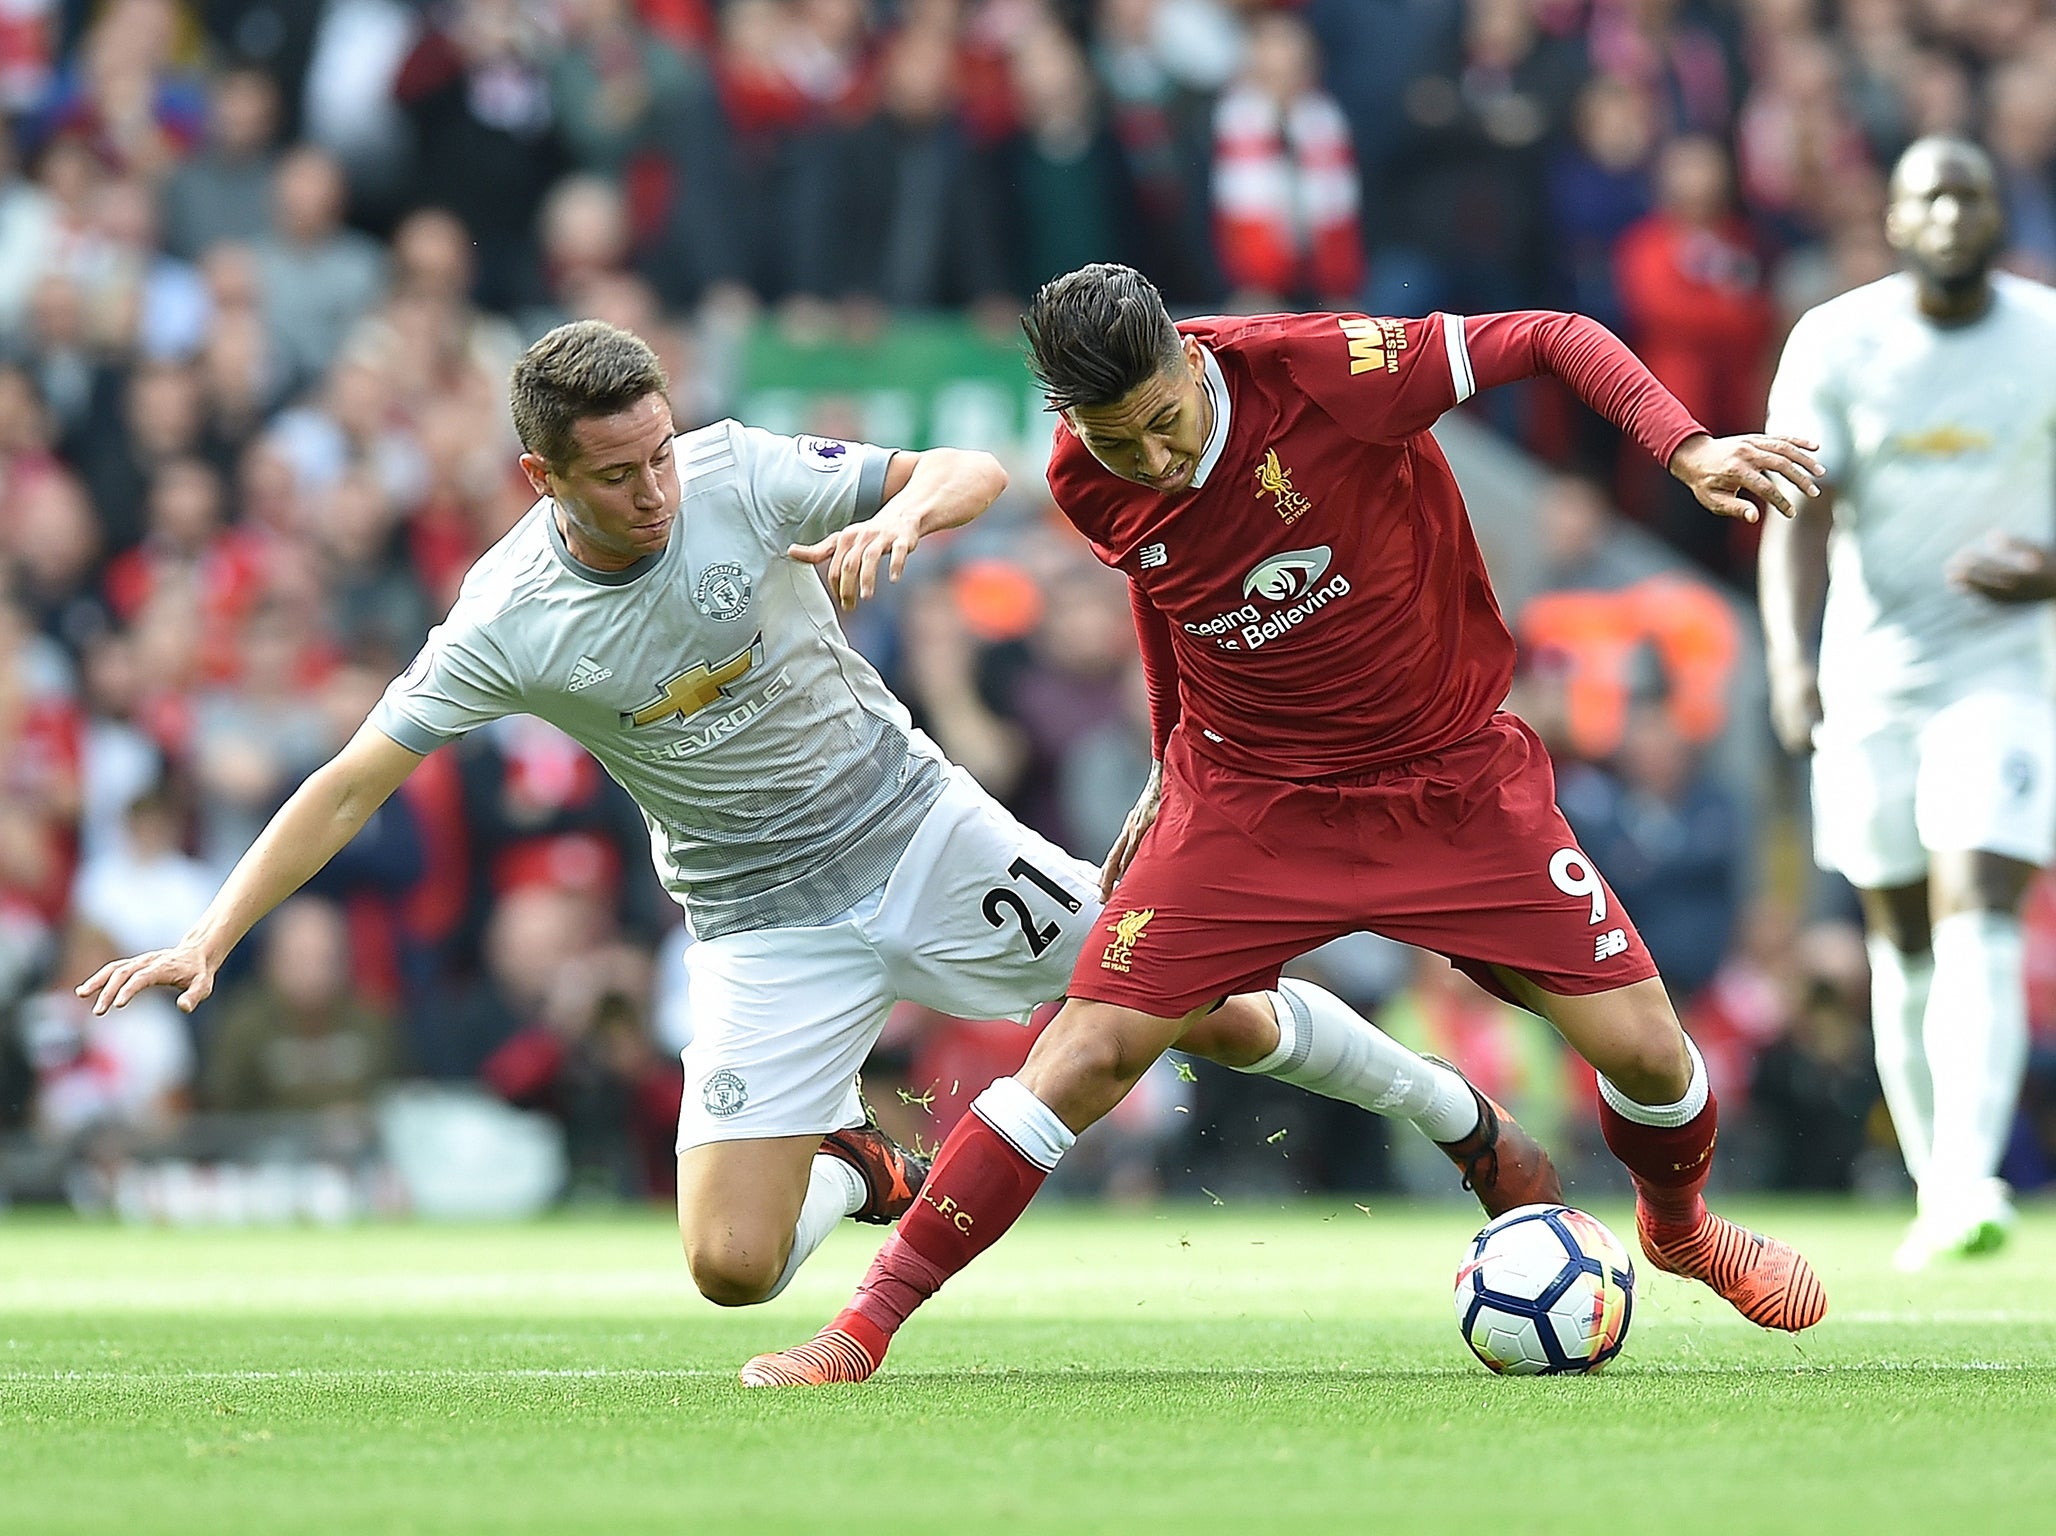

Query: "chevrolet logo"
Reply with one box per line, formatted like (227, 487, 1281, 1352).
(623, 636, 762, 727)
(1895, 424, 1993, 456)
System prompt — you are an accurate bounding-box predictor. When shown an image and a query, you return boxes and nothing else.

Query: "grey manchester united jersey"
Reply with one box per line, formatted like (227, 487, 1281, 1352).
(370, 421, 947, 938)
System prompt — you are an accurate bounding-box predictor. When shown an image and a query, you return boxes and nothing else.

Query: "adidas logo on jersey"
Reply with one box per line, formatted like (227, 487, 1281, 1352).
(568, 656, 614, 691)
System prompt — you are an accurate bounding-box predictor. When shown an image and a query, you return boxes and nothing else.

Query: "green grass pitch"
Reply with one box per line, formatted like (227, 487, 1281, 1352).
(4, 1202, 2053, 1535)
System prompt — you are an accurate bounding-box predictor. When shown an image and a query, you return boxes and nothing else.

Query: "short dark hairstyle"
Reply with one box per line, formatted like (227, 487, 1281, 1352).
(1022, 264, 1184, 411)
(509, 320, 670, 468)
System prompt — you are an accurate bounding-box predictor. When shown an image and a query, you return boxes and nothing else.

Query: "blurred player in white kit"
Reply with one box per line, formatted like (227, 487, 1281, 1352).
(79, 321, 1553, 1316)
(1762, 138, 2056, 1267)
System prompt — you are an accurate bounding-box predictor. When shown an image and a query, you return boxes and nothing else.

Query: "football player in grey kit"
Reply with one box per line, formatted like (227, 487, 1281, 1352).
(82, 321, 1557, 1313)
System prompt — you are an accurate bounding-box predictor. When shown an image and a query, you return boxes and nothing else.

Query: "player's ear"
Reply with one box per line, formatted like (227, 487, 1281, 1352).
(518, 452, 554, 500)
(1183, 335, 1205, 377)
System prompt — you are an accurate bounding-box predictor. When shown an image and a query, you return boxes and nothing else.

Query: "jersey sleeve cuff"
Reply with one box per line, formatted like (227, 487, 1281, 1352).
(371, 710, 455, 756)
(853, 446, 895, 521)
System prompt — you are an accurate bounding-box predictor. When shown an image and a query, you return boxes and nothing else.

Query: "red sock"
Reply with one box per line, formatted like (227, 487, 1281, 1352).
(1598, 1091, 1719, 1244)
(835, 1107, 1052, 1357)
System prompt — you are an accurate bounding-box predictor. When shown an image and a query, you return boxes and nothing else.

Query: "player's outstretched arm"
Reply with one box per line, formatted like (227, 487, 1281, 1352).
(1668, 432, 1824, 523)
(788, 448, 1008, 610)
(77, 724, 423, 1015)
(1758, 483, 1836, 755)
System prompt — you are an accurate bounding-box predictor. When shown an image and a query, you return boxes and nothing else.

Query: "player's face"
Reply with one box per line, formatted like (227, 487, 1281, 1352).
(1887, 146, 2003, 285)
(1065, 338, 1213, 493)
(522, 392, 680, 570)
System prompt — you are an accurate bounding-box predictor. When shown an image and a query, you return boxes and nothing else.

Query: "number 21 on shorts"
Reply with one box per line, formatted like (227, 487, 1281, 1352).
(982, 857, 1083, 956)
(1549, 848, 1607, 924)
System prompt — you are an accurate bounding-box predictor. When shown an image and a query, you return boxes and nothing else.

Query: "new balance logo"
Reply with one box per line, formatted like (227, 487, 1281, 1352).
(567, 657, 613, 691)
(1139, 543, 1168, 570)
(1594, 928, 1629, 963)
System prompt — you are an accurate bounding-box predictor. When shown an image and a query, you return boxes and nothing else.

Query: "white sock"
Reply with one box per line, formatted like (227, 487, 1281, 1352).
(1240, 978, 1481, 1143)
(1866, 932, 1935, 1183)
(1598, 1034, 1709, 1127)
(764, 1153, 866, 1301)
(971, 1076, 1076, 1172)
(1923, 910, 2028, 1206)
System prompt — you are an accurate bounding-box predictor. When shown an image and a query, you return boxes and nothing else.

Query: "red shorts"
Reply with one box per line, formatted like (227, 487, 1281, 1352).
(1070, 713, 1659, 1016)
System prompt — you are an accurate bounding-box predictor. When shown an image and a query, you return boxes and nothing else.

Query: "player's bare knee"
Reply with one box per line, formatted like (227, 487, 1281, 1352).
(1607, 1023, 1691, 1105)
(683, 1237, 783, 1307)
(1175, 995, 1268, 1067)
(1022, 1004, 1156, 1122)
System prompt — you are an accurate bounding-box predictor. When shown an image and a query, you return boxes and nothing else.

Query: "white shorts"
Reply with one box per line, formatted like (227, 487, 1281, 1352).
(1812, 691, 2056, 889)
(674, 766, 1104, 1152)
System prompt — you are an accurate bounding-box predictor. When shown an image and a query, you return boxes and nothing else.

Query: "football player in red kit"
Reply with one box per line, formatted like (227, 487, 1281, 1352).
(742, 265, 1829, 1386)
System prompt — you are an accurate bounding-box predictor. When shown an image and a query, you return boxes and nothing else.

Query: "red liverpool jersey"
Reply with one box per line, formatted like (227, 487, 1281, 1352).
(1045, 309, 1703, 781)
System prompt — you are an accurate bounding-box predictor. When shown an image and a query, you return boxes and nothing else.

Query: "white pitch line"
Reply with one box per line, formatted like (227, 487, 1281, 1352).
(3, 1360, 2049, 1385)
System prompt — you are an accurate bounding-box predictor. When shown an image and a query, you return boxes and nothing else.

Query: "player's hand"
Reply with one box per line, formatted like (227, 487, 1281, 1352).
(1099, 762, 1164, 900)
(788, 505, 924, 611)
(1767, 659, 1822, 756)
(75, 942, 220, 1016)
(1668, 432, 1824, 522)
(1947, 536, 2056, 605)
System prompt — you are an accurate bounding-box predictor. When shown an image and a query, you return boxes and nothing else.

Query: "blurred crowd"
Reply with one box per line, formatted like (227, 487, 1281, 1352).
(6, 0, 2056, 1209)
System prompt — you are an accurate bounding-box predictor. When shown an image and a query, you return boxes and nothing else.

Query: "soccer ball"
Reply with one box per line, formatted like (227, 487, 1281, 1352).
(1453, 1204, 1635, 1375)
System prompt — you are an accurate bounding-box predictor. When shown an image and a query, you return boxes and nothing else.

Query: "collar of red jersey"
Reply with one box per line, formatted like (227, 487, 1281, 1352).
(1190, 344, 1231, 489)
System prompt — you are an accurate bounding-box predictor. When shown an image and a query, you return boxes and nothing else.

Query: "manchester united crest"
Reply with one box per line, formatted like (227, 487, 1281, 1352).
(695, 561, 751, 621)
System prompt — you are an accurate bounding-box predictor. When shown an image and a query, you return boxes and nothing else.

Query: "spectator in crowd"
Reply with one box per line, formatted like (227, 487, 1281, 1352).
(481, 938, 682, 1199)
(0, 596, 81, 941)
(1749, 922, 1880, 1192)
(393, 0, 563, 312)
(29, 0, 206, 177)
(70, 780, 212, 962)
(188, 603, 331, 871)
(16, 270, 124, 459)
(1005, 17, 1130, 294)
(202, 895, 400, 1114)
(1585, 0, 1731, 140)
(250, 145, 385, 390)
(76, 358, 211, 555)
(7, 463, 104, 651)
(159, 65, 281, 263)
(73, 631, 163, 861)
(0, 127, 55, 341)
(1559, 706, 1743, 1007)
(1090, 0, 1221, 306)
(835, 14, 1011, 314)
(1212, 6, 1362, 308)
(310, 470, 433, 663)
(102, 456, 265, 679)
(19, 919, 190, 1142)
(1614, 133, 1775, 573)
(552, 0, 740, 308)
(1984, 59, 2056, 280)
(419, 884, 606, 1083)
(1381, 0, 1584, 317)
(1548, 73, 1657, 334)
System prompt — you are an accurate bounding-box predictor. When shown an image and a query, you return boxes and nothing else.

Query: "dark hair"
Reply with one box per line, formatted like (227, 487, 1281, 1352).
(509, 320, 670, 468)
(1022, 264, 1184, 410)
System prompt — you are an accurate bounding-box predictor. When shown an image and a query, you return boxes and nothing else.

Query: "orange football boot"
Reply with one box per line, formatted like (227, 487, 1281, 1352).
(1638, 1207, 1829, 1332)
(740, 1320, 884, 1387)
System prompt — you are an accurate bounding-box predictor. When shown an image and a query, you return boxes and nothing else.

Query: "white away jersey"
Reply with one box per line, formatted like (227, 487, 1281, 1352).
(1767, 271, 2056, 717)
(371, 422, 947, 938)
